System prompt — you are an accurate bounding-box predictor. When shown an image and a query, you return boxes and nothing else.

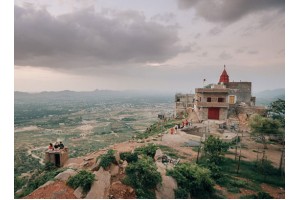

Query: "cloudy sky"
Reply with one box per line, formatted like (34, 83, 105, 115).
(14, 0, 285, 93)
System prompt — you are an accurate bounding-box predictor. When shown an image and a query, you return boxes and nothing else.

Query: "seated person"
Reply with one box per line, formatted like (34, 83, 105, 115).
(54, 142, 59, 150)
(59, 141, 64, 149)
(48, 143, 54, 151)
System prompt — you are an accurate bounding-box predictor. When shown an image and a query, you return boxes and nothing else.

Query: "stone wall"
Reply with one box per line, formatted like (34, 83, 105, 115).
(175, 93, 194, 118)
(228, 82, 252, 105)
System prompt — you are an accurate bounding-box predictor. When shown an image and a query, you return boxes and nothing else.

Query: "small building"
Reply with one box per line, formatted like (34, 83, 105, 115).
(175, 93, 194, 118)
(45, 148, 69, 167)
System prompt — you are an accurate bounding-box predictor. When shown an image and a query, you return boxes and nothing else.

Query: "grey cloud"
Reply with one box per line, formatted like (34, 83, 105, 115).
(248, 50, 259, 55)
(219, 51, 232, 60)
(208, 27, 222, 36)
(151, 13, 176, 23)
(15, 5, 187, 70)
(177, 0, 284, 24)
(194, 33, 201, 39)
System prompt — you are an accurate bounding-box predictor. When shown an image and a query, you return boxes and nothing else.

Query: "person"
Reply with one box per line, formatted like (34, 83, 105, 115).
(54, 142, 59, 150)
(185, 119, 189, 126)
(59, 141, 64, 149)
(48, 143, 54, 151)
(182, 121, 185, 128)
(174, 125, 178, 133)
(170, 128, 174, 135)
(190, 119, 193, 126)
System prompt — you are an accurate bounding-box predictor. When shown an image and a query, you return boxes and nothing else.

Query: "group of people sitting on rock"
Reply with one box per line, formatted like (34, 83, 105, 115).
(48, 141, 64, 151)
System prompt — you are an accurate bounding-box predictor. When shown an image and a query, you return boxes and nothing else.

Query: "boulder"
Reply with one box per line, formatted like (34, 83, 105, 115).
(83, 157, 94, 161)
(110, 164, 120, 176)
(137, 139, 142, 143)
(74, 186, 84, 199)
(91, 159, 100, 171)
(85, 168, 111, 199)
(155, 175, 178, 199)
(66, 163, 81, 169)
(55, 169, 78, 182)
(114, 151, 120, 162)
(121, 160, 128, 168)
(154, 149, 163, 161)
(39, 180, 55, 189)
(109, 181, 136, 199)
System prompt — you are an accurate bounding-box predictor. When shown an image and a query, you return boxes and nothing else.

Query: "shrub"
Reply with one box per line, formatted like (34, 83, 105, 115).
(135, 143, 158, 159)
(175, 187, 189, 199)
(167, 163, 215, 199)
(203, 135, 229, 165)
(44, 162, 57, 171)
(67, 170, 95, 193)
(120, 152, 138, 163)
(253, 159, 278, 176)
(98, 149, 117, 169)
(124, 157, 162, 198)
(240, 192, 273, 199)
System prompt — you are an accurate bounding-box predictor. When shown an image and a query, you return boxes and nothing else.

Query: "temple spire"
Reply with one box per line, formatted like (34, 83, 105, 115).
(219, 65, 229, 83)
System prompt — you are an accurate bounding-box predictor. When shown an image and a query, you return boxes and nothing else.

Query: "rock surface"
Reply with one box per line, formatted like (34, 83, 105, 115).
(85, 168, 111, 199)
(55, 169, 77, 182)
(74, 186, 84, 199)
(109, 181, 136, 199)
(155, 175, 178, 199)
(154, 149, 163, 161)
(110, 164, 120, 176)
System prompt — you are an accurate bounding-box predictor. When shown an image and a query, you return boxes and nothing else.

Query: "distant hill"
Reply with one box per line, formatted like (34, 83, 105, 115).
(14, 90, 174, 105)
(254, 88, 285, 106)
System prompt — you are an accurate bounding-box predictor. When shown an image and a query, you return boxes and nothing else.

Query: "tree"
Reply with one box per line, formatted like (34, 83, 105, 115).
(249, 114, 283, 149)
(268, 99, 285, 173)
(203, 135, 229, 165)
(268, 99, 285, 128)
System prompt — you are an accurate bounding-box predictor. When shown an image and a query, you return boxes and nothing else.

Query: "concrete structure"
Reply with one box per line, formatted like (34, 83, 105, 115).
(175, 66, 256, 120)
(175, 93, 194, 118)
(45, 148, 69, 167)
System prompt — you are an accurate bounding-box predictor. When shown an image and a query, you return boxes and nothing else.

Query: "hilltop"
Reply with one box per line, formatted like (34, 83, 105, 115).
(15, 113, 285, 199)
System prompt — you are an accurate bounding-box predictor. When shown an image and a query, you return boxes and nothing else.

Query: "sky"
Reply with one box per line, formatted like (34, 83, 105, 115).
(14, 0, 285, 93)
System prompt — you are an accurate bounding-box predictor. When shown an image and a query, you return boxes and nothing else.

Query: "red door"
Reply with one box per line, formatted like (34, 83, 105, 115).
(208, 108, 220, 120)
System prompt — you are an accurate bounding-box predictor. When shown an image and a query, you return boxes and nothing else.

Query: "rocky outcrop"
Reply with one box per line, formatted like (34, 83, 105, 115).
(154, 149, 163, 161)
(110, 164, 120, 176)
(73, 186, 84, 199)
(109, 181, 136, 199)
(155, 175, 178, 199)
(85, 168, 111, 199)
(54, 169, 77, 182)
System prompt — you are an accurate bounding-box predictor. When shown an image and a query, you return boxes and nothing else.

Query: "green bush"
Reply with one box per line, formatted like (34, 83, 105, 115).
(203, 135, 229, 165)
(167, 163, 215, 199)
(135, 143, 158, 159)
(44, 162, 57, 171)
(253, 159, 279, 176)
(67, 170, 95, 193)
(175, 187, 189, 199)
(240, 191, 273, 199)
(124, 157, 162, 198)
(135, 188, 156, 199)
(19, 169, 64, 198)
(120, 152, 138, 163)
(98, 149, 117, 169)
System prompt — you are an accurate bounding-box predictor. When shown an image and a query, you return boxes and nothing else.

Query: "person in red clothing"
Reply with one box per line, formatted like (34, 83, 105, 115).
(185, 119, 189, 126)
(48, 143, 54, 150)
